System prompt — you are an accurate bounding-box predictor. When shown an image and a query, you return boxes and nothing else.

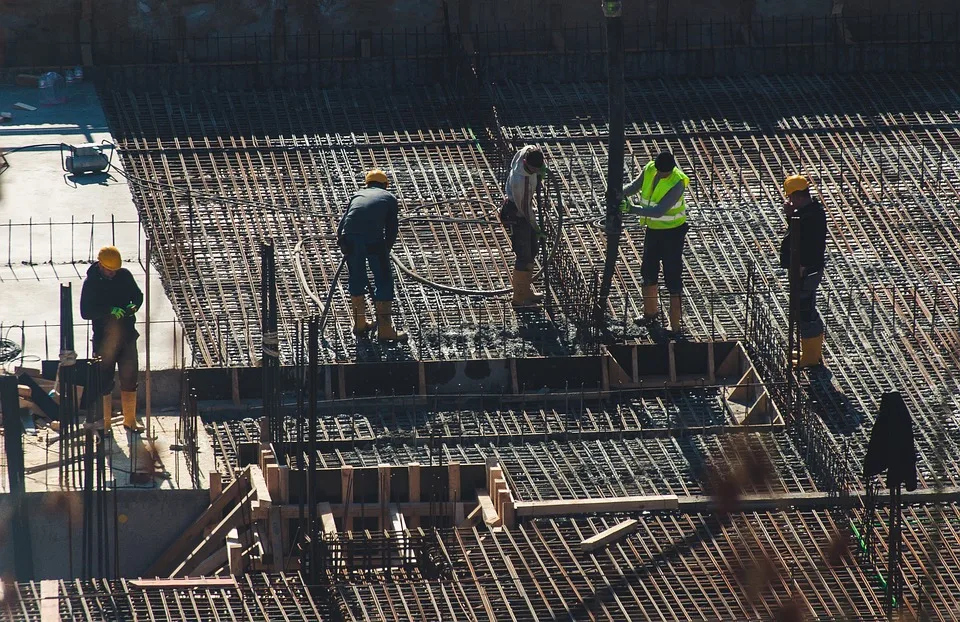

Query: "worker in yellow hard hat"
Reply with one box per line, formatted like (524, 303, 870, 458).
(779, 175, 827, 368)
(80, 246, 145, 432)
(337, 169, 407, 342)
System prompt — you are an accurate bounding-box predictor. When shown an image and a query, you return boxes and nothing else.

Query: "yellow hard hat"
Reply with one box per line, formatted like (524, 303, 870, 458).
(784, 175, 810, 196)
(97, 246, 121, 270)
(365, 169, 389, 187)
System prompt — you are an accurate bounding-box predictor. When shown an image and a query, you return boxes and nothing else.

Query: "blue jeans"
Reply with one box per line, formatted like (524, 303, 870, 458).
(344, 236, 395, 301)
(793, 270, 824, 339)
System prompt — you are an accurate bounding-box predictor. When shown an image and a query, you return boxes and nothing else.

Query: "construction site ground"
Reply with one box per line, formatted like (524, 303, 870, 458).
(0, 81, 186, 371)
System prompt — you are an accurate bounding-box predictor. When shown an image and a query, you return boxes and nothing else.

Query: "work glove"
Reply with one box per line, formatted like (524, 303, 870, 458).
(619, 198, 632, 215)
(110, 306, 126, 320)
(538, 165, 550, 181)
(533, 226, 547, 242)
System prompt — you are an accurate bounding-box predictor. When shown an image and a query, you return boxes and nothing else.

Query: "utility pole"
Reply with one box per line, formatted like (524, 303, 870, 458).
(597, 0, 625, 334)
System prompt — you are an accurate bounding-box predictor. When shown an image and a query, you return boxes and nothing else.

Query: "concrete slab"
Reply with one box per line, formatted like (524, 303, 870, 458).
(0, 81, 188, 373)
(0, 488, 211, 579)
(5, 412, 216, 493)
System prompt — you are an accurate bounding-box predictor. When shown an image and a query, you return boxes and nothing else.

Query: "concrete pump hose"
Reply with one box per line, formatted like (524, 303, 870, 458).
(291, 197, 565, 315)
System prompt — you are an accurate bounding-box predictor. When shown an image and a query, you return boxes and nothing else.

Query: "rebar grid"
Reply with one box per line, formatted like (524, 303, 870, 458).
(207, 407, 821, 499)
(330, 513, 891, 621)
(490, 73, 960, 492)
(853, 503, 960, 620)
(102, 85, 554, 365)
(4, 573, 324, 622)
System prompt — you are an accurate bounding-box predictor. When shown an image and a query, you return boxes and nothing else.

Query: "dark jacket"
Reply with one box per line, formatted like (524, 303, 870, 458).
(779, 199, 827, 274)
(337, 187, 400, 251)
(80, 263, 143, 344)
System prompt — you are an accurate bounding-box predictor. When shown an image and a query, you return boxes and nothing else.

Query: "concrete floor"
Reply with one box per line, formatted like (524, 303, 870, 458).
(0, 81, 187, 370)
(3, 412, 216, 493)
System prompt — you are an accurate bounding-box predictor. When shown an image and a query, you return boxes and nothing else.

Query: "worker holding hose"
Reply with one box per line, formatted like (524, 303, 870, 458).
(79, 246, 144, 433)
(501, 145, 548, 308)
(620, 151, 690, 334)
(780, 175, 827, 368)
(337, 169, 407, 343)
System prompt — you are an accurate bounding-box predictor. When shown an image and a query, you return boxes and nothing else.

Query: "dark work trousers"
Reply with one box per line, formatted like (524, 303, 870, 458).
(509, 217, 540, 271)
(792, 270, 824, 338)
(641, 223, 689, 294)
(344, 235, 395, 301)
(95, 318, 138, 395)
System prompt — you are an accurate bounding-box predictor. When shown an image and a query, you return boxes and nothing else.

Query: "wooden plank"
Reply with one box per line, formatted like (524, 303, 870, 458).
(265, 463, 281, 502)
(319, 501, 337, 537)
(269, 505, 284, 571)
(278, 466, 289, 504)
(477, 491, 499, 526)
(280, 501, 465, 520)
(460, 502, 483, 528)
(40, 580, 59, 622)
(191, 547, 228, 576)
(341, 465, 354, 506)
(515, 495, 679, 517)
(130, 578, 238, 589)
(389, 503, 406, 532)
(448, 462, 461, 502)
(226, 527, 243, 575)
(209, 471, 222, 503)
(145, 466, 250, 577)
(668, 341, 677, 383)
(249, 464, 271, 519)
(170, 489, 255, 578)
(407, 462, 420, 528)
(379, 463, 392, 506)
(580, 519, 640, 553)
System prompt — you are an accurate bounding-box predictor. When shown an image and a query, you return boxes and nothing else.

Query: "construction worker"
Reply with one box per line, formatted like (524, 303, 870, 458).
(779, 175, 827, 368)
(501, 145, 548, 307)
(620, 150, 690, 333)
(79, 246, 144, 433)
(337, 169, 407, 342)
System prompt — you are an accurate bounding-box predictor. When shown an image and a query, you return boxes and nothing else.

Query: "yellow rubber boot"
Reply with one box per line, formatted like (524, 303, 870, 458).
(642, 285, 659, 320)
(511, 270, 542, 308)
(669, 294, 682, 333)
(796, 334, 824, 369)
(351, 295, 372, 336)
(375, 301, 408, 343)
(121, 390, 143, 433)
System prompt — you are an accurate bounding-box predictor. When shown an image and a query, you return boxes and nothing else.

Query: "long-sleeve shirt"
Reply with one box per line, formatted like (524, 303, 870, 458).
(779, 199, 827, 274)
(504, 146, 542, 223)
(80, 263, 143, 343)
(622, 174, 685, 218)
(337, 187, 400, 247)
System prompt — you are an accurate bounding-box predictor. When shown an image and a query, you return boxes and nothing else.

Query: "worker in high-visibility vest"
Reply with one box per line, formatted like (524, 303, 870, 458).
(620, 151, 690, 334)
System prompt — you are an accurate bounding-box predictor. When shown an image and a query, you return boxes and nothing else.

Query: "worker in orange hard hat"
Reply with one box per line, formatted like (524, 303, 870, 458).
(779, 175, 827, 368)
(337, 169, 407, 342)
(80, 246, 145, 432)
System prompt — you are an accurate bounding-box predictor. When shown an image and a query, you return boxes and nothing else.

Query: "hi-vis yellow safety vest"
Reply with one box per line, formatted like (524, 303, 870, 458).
(636, 161, 689, 229)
